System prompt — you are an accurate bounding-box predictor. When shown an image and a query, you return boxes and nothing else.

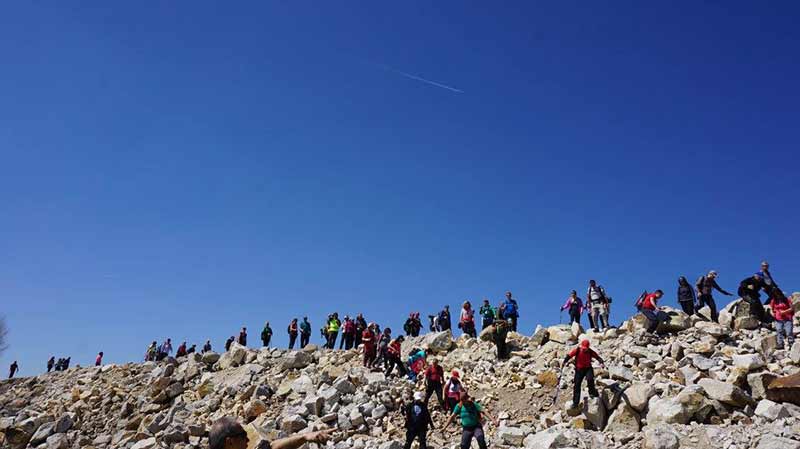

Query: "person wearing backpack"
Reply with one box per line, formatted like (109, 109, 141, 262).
(443, 391, 499, 449)
(411, 313, 423, 336)
(288, 319, 299, 350)
(637, 290, 665, 334)
(385, 335, 408, 377)
(443, 370, 466, 412)
(479, 299, 495, 330)
(299, 317, 311, 348)
(403, 313, 415, 336)
(202, 340, 212, 353)
(439, 306, 452, 332)
(403, 391, 435, 449)
(261, 321, 273, 347)
(695, 271, 733, 323)
(677, 276, 697, 315)
(560, 290, 584, 326)
(459, 301, 477, 338)
(562, 339, 606, 409)
(423, 358, 446, 410)
(769, 289, 794, 349)
(187, 344, 196, 354)
(224, 336, 235, 352)
(586, 280, 610, 331)
(176, 342, 188, 358)
(501, 291, 519, 332)
(739, 273, 770, 324)
(326, 313, 341, 349)
(758, 260, 779, 297)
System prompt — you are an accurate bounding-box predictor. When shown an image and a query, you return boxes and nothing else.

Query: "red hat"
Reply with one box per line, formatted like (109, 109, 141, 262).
(580, 339, 590, 348)
(451, 370, 460, 378)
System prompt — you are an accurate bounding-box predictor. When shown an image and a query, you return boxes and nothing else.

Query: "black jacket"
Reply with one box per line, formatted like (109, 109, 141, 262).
(677, 284, 695, 303)
(404, 401, 434, 430)
(738, 276, 765, 300)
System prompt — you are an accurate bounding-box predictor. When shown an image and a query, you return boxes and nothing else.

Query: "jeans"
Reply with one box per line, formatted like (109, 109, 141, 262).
(425, 381, 445, 409)
(289, 333, 297, 349)
(697, 294, 718, 322)
(340, 333, 355, 350)
(300, 332, 310, 348)
(640, 309, 664, 333)
(679, 300, 695, 315)
(573, 367, 598, 407)
(460, 425, 487, 449)
(776, 320, 795, 348)
(404, 428, 428, 449)
(481, 317, 494, 330)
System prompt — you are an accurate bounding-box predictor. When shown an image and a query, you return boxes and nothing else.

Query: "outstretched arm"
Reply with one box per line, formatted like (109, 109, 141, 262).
(271, 428, 335, 449)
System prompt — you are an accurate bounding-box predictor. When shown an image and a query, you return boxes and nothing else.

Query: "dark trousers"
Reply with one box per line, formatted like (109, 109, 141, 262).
(460, 425, 487, 449)
(355, 331, 362, 348)
(446, 396, 459, 412)
(425, 381, 445, 409)
(385, 355, 407, 377)
(262, 337, 271, 347)
(300, 333, 310, 348)
(641, 309, 661, 333)
(404, 428, 428, 449)
(364, 348, 376, 367)
(481, 317, 493, 330)
(508, 316, 518, 332)
(697, 294, 718, 322)
(573, 367, 598, 407)
(745, 296, 770, 323)
(341, 333, 355, 350)
(289, 333, 297, 349)
(569, 309, 581, 325)
(679, 300, 695, 315)
(495, 337, 508, 359)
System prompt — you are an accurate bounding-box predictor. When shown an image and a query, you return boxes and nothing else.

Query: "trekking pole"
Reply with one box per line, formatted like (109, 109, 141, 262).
(559, 310, 563, 324)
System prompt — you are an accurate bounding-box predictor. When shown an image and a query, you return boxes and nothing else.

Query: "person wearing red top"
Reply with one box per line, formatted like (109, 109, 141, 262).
(385, 336, 407, 377)
(423, 357, 446, 410)
(769, 289, 795, 349)
(562, 339, 605, 409)
(638, 290, 665, 334)
(362, 324, 377, 367)
(95, 351, 103, 367)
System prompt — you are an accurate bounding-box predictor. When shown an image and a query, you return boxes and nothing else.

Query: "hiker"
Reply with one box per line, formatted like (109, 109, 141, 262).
(758, 260, 779, 296)
(428, 314, 441, 332)
(739, 274, 770, 324)
(47, 356, 55, 373)
(385, 335, 408, 377)
(677, 276, 697, 315)
(287, 318, 299, 349)
(362, 323, 378, 367)
(9, 361, 18, 378)
(261, 321, 273, 347)
(412, 313, 423, 336)
(225, 336, 235, 352)
(637, 290, 665, 334)
(439, 306, 452, 332)
(443, 391, 499, 449)
(63, 357, 71, 370)
(158, 339, 173, 361)
(443, 370, 466, 412)
(238, 327, 248, 347)
(459, 301, 477, 338)
(695, 270, 733, 323)
(587, 280, 610, 331)
(95, 352, 103, 366)
(354, 313, 367, 348)
(299, 317, 312, 348)
(209, 416, 333, 449)
(326, 313, 341, 350)
(375, 327, 392, 369)
(403, 391, 435, 449)
(500, 291, 519, 332)
(492, 319, 510, 360)
(202, 340, 212, 353)
(408, 348, 428, 381)
(424, 357, 446, 410)
(176, 341, 188, 358)
(562, 339, 606, 409)
(145, 341, 157, 361)
(341, 316, 356, 350)
(187, 344, 197, 354)
(560, 290, 584, 325)
(769, 289, 794, 350)
(479, 299, 495, 330)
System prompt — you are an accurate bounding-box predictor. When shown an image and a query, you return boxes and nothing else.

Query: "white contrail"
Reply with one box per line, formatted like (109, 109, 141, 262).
(380, 65, 464, 93)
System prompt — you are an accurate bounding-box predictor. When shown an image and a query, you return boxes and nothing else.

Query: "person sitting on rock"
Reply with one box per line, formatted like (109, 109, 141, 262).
(224, 336, 235, 352)
(769, 288, 794, 349)
(362, 323, 377, 367)
(443, 391, 499, 449)
(695, 270, 733, 323)
(443, 370, 465, 412)
(562, 339, 606, 410)
(202, 340, 212, 353)
(403, 391, 435, 449)
(638, 290, 665, 334)
(385, 335, 408, 377)
(424, 357, 446, 410)
(176, 342, 188, 358)
(738, 273, 770, 324)
(560, 290, 584, 326)
(209, 416, 333, 449)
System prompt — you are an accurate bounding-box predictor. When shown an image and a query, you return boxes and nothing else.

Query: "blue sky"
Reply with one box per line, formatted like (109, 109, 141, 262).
(1, 2, 798, 375)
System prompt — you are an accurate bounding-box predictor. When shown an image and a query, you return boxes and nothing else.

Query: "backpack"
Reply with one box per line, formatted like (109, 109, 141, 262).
(503, 299, 517, 318)
(634, 291, 648, 310)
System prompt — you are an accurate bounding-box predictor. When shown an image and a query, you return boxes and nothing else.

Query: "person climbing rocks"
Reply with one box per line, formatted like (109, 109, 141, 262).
(187, 344, 197, 354)
(769, 289, 794, 350)
(677, 276, 697, 315)
(408, 348, 428, 382)
(758, 260, 779, 296)
(238, 327, 248, 347)
(501, 291, 519, 332)
(587, 280, 610, 331)
(385, 335, 408, 377)
(354, 313, 367, 348)
(443, 370, 466, 412)
(326, 313, 341, 350)
(695, 270, 733, 323)
(443, 391, 499, 449)
(176, 341, 188, 358)
(375, 327, 392, 369)
(479, 299, 495, 330)
(261, 321, 273, 347)
(561, 290, 584, 326)
(459, 301, 477, 338)
(95, 352, 104, 366)
(202, 340, 212, 353)
(637, 290, 665, 334)
(739, 273, 770, 324)
(47, 356, 55, 373)
(224, 336, 235, 352)
(145, 341, 157, 361)
(209, 416, 334, 449)
(404, 313, 415, 337)
(411, 313, 423, 337)
(492, 319, 510, 360)
(439, 306, 452, 332)
(562, 339, 606, 409)
(299, 317, 311, 349)
(341, 316, 356, 350)
(159, 338, 173, 361)
(288, 318, 299, 350)
(403, 391, 435, 449)
(362, 323, 377, 367)
(424, 357, 446, 410)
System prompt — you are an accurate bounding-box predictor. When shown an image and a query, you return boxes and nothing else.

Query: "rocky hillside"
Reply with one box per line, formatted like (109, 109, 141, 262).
(3, 294, 800, 449)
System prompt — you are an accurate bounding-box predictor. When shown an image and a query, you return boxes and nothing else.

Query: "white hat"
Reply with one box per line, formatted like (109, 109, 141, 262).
(413, 391, 424, 401)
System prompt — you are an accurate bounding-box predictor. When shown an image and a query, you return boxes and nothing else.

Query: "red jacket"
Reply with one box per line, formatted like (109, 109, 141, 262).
(641, 293, 659, 311)
(387, 340, 402, 357)
(361, 330, 375, 350)
(770, 297, 794, 321)
(424, 365, 444, 383)
(568, 347, 602, 370)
